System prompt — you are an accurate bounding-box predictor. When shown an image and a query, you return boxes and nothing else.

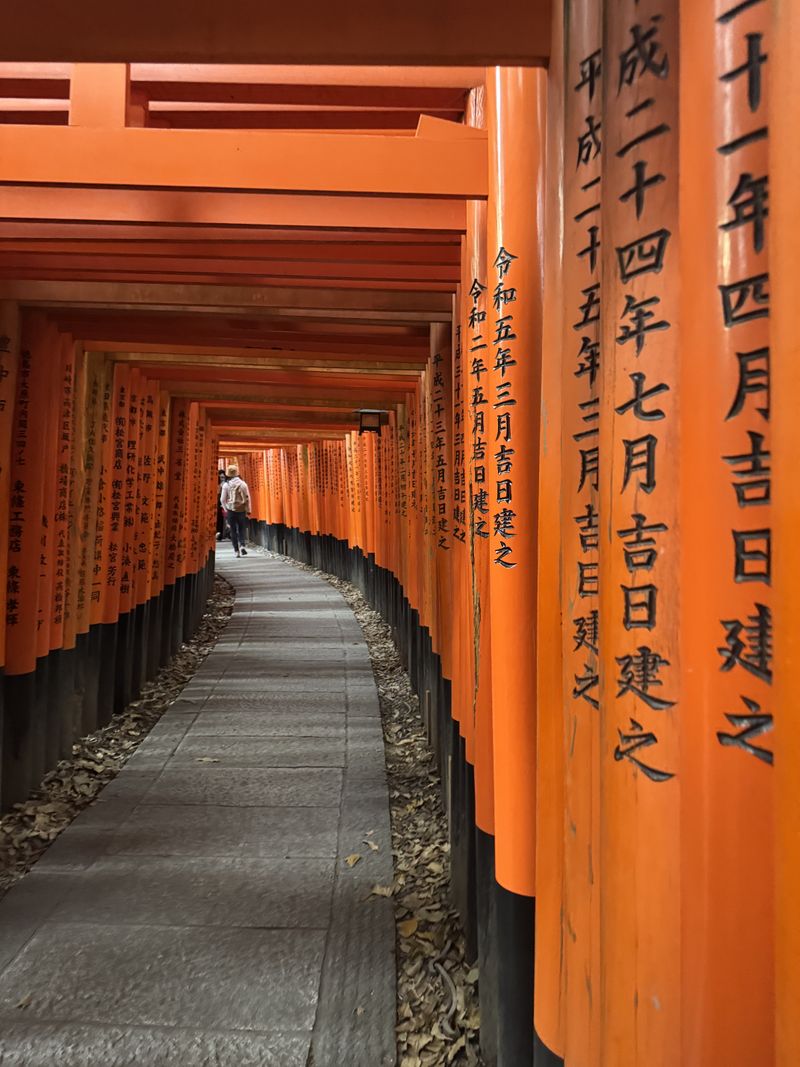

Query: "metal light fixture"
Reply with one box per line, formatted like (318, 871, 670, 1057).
(356, 409, 389, 436)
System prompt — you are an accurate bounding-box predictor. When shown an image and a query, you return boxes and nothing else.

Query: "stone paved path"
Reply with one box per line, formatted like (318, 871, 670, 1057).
(0, 551, 396, 1066)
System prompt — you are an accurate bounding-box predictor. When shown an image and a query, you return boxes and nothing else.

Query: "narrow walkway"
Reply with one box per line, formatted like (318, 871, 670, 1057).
(0, 552, 396, 1066)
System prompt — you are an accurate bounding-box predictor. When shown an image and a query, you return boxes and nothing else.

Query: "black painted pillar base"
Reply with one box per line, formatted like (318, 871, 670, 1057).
(496, 880, 535, 1067)
(82, 625, 102, 735)
(131, 601, 148, 699)
(44, 650, 62, 770)
(534, 1030, 564, 1067)
(97, 621, 119, 726)
(476, 827, 500, 1067)
(463, 760, 478, 965)
(32, 655, 50, 786)
(1, 672, 35, 809)
(55, 647, 78, 762)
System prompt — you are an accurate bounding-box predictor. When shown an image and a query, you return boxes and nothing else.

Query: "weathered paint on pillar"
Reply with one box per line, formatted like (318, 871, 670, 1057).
(561, 1, 603, 1060)
(771, 0, 798, 1063)
(535, 0, 566, 1057)
(6, 316, 50, 677)
(680, 2, 773, 1063)
(599, 1, 681, 1062)
(0, 303, 21, 667)
(486, 66, 544, 897)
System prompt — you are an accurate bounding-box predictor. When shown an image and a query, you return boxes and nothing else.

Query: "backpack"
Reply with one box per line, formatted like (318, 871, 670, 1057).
(228, 480, 248, 512)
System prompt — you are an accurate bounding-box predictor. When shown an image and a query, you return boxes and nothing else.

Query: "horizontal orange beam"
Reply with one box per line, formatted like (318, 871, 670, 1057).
(0, 222, 461, 244)
(0, 279, 452, 315)
(169, 386, 402, 406)
(0, 267, 454, 292)
(0, 239, 461, 264)
(0, 64, 485, 88)
(0, 5, 550, 65)
(0, 186, 466, 233)
(140, 366, 415, 390)
(148, 110, 463, 130)
(0, 124, 487, 198)
(109, 348, 426, 370)
(0, 252, 460, 283)
(141, 82, 470, 108)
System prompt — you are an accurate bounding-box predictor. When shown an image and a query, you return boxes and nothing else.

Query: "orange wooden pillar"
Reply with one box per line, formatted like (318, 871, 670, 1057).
(4, 317, 53, 800)
(66, 347, 103, 736)
(680, 2, 773, 1063)
(486, 65, 545, 1067)
(34, 329, 62, 772)
(150, 389, 171, 669)
(560, 3, 604, 1064)
(48, 333, 79, 760)
(464, 166, 500, 1064)
(773, 1, 800, 1062)
(599, 3, 681, 1064)
(87, 357, 115, 721)
(136, 381, 158, 681)
(0, 304, 23, 805)
(115, 368, 142, 709)
(534, 2, 566, 1062)
(163, 397, 189, 657)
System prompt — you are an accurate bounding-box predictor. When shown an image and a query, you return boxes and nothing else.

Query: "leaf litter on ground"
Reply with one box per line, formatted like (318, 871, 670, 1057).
(0, 575, 235, 896)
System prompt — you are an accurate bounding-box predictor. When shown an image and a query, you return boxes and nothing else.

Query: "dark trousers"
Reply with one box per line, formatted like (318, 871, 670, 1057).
(227, 509, 248, 553)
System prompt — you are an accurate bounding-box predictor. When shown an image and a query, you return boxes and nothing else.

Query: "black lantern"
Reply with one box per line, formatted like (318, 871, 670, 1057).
(356, 409, 388, 436)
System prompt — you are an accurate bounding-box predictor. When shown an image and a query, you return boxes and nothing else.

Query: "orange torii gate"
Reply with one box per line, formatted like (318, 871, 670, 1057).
(0, 4, 796, 1065)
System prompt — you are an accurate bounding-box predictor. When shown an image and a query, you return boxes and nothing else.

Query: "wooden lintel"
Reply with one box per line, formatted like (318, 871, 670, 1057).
(0, 3, 551, 65)
(0, 279, 452, 315)
(0, 186, 466, 233)
(0, 124, 487, 198)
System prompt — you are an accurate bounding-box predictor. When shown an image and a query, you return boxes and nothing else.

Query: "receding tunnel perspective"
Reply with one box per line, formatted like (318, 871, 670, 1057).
(0, 2, 797, 1065)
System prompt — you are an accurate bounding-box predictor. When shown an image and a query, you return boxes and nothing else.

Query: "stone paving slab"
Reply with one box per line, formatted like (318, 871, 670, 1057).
(141, 765, 343, 807)
(0, 922, 326, 1031)
(104, 804, 340, 858)
(26, 856, 334, 930)
(0, 1023, 311, 1067)
(191, 710, 347, 736)
(0, 551, 395, 1064)
(172, 734, 346, 766)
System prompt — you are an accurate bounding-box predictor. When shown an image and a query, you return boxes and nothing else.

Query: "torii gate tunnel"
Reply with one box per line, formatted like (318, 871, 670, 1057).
(0, 1, 798, 1064)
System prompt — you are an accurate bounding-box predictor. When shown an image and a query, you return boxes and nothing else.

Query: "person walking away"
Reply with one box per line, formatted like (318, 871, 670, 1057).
(220, 465, 251, 557)
(216, 469, 229, 540)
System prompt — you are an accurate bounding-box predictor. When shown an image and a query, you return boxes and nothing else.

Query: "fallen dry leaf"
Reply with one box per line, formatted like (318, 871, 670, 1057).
(398, 917, 418, 938)
(344, 853, 362, 868)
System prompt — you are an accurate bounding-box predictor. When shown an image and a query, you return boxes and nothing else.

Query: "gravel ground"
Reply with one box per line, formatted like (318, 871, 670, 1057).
(0, 575, 235, 896)
(255, 547, 484, 1067)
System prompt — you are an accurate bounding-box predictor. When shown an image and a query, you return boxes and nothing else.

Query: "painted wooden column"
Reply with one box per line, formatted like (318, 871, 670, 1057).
(773, 0, 800, 1061)
(87, 357, 115, 719)
(558, 2, 606, 1062)
(150, 389, 170, 669)
(599, 2, 681, 1063)
(534, 2, 566, 1064)
(164, 397, 189, 657)
(0, 304, 20, 679)
(49, 333, 78, 758)
(680, 2, 773, 1063)
(486, 66, 545, 1067)
(4, 315, 51, 802)
(429, 323, 454, 689)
